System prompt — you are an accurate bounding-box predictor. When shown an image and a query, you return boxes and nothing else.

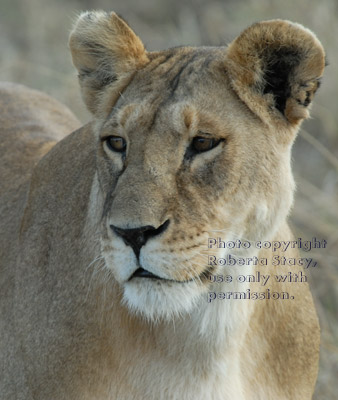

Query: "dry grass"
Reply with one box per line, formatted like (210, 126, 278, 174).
(1, 0, 337, 397)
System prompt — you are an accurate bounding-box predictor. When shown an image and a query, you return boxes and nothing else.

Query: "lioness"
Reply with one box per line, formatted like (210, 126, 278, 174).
(0, 12, 325, 400)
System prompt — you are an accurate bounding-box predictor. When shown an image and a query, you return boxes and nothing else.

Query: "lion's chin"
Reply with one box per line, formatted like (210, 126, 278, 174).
(122, 278, 204, 321)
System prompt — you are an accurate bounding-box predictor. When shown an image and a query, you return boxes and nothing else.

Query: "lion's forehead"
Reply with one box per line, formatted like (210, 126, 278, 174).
(109, 102, 185, 156)
(111, 47, 233, 129)
(132, 47, 225, 99)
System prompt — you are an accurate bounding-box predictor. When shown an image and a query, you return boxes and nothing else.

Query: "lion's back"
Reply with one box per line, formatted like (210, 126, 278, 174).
(0, 82, 80, 253)
(0, 82, 80, 192)
(0, 82, 81, 272)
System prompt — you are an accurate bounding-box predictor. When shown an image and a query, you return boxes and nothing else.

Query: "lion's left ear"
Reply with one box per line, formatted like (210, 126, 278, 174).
(225, 20, 325, 125)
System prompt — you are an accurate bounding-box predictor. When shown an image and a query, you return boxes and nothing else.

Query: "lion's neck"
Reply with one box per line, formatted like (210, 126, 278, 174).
(87, 289, 251, 400)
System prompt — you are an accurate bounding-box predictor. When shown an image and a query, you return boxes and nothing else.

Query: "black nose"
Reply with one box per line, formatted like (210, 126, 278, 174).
(110, 220, 170, 259)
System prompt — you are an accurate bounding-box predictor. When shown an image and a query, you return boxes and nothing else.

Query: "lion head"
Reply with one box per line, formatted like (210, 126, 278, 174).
(69, 12, 325, 320)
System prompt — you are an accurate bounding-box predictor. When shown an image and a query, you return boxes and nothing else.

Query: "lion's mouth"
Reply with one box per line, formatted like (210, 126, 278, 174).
(131, 267, 163, 280)
(129, 266, 213, 283)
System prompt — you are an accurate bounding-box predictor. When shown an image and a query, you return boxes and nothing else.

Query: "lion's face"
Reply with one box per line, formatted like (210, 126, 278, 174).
(95, 48, 294, 319)
(69, 13, 325, 319)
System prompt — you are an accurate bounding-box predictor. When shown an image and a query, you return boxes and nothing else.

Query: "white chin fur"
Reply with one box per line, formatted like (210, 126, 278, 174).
(122, 278, 204, 321)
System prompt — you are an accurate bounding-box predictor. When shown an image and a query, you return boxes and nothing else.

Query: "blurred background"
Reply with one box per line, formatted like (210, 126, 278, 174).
(1, 0, 337, 397)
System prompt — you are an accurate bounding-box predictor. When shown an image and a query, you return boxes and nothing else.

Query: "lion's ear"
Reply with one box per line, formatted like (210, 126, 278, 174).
(69, 11, 149, 115)
(225, 20, 325, 125)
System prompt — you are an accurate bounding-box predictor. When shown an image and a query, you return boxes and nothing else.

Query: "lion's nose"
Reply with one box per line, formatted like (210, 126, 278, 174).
(110, 220, 170, 259)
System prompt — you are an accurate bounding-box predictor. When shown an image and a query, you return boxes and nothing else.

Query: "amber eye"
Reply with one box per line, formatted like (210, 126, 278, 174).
(192, 136, 219, 153)
(105, 136, 126, 153)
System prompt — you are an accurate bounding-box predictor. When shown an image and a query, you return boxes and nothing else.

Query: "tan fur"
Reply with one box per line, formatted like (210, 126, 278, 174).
(0, 13, 324, 399)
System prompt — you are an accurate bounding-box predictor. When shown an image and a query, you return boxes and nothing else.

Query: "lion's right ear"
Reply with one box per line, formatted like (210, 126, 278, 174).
(69, 11, 149, 115)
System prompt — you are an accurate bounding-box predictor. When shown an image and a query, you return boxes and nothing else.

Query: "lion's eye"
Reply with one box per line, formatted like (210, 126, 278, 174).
(105, 136, 126, 153)
(192, 136, 219, 153)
